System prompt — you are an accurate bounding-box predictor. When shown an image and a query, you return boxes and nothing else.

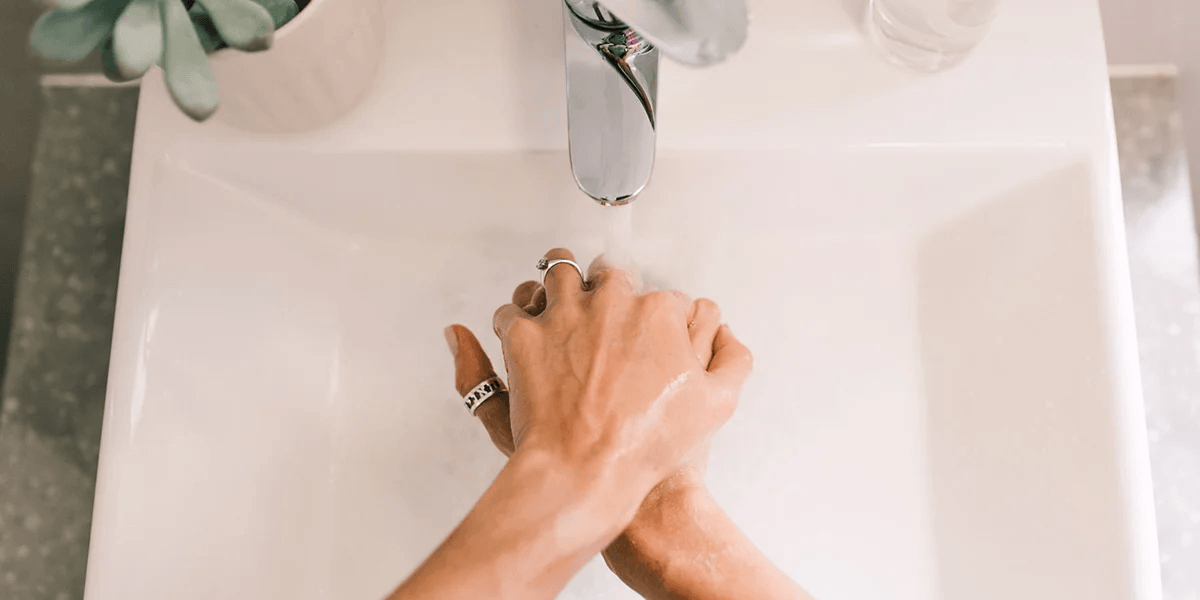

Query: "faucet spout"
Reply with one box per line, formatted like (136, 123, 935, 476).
(563, 0, 746, 205)
(564, 3, 659, 205)
(596, 29, 657, 129)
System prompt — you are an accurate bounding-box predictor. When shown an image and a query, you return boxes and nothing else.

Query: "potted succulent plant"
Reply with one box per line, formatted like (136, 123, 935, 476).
(30, 0, 385, 132)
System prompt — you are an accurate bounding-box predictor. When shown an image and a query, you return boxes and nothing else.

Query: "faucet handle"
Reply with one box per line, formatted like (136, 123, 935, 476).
(580, 0, 749, 66)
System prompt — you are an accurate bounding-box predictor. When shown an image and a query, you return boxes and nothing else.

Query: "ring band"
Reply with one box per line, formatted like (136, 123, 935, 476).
(537, 258, 587, 288)
(463, 376, 506, 415)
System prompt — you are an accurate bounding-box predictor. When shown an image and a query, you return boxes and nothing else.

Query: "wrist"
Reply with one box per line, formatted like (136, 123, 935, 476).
(602, 477, 711, 590)
(627, 469, 708, 544)
(506, 444, 648, 553)
(396, 444, 652, 600)
(517, 425, 666, 516)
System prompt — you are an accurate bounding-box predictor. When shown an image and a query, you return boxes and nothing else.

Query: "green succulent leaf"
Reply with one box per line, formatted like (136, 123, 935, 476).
(160, 0, 219, 121)
(188, 6, 226, 53)
(30, 0, 131, 61)
(248, 0, 297, 29)
(111, 0, 162, 79)
(55, 0, 101, 12)
(100, 36, 140, 82)
(195, 0, 274, 51)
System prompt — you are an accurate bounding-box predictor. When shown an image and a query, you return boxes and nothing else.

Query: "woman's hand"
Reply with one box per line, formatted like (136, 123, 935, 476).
(445, 253, 724, 485)
(392, 248, 795, 600)
(446, 250, 728, 468)
(449, 248, 749, 499)
(444, 249, 742, 589)
(493, 249, 749, 496)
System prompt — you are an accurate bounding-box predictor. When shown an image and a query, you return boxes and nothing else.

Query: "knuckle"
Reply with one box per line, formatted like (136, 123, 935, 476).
(592, 278, 629, 299)
(695, 298, 721, 318)
(492, 308, 513, 332)
(512, 280, 539, 303)
(506, 317, 540, 341)
(738, 344, 754, 370)
(587, 257, 611, 278)
(641, 290, 676, 312)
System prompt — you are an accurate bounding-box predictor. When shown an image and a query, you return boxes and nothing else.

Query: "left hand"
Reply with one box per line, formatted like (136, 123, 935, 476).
(444, 256, 727, 481)
(443, 254, 732, 585)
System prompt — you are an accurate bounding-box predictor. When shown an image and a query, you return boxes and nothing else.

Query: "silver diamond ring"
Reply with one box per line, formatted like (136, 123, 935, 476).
(536, 258, 587, 288)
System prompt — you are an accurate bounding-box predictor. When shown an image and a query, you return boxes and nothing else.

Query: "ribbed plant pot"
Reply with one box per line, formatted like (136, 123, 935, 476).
(207, 0, 385, 132)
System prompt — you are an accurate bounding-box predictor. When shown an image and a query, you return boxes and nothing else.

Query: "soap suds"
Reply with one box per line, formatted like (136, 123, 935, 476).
(660, 371, 691, 401)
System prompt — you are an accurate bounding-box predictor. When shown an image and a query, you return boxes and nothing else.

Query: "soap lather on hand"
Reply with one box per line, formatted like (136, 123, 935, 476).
(387, 247, 814, 600)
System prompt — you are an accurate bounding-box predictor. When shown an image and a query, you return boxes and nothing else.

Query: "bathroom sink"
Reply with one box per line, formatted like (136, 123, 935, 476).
(92, 145, 1143, 600)
(84, 0, 1161, 599)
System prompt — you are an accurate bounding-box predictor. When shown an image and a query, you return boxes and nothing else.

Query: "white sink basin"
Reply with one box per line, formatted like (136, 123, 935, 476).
(88, 145, 1144, 600)
(83, 0, 1162, 599)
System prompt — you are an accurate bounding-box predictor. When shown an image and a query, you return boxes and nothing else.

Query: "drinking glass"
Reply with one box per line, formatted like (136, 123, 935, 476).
(864, 0, 1001, 72)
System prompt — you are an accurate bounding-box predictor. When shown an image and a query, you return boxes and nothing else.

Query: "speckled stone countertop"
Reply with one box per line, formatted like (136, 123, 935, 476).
(1113, 76, 1200, 600)
(0, 78, 1198, 599)
(0, 85, 137, 600)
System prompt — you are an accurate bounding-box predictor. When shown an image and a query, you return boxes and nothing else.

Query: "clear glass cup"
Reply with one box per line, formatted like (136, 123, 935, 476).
(864, 0, 1001, 72)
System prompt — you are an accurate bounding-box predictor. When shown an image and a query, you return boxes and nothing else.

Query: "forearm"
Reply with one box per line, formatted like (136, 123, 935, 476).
(390, 448, 647, 600)
(603, 484, 812, 600)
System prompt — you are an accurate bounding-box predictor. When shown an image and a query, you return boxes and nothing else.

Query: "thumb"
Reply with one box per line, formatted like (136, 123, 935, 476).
(706, 325, 753, 392)
(444, 325, 516, 456)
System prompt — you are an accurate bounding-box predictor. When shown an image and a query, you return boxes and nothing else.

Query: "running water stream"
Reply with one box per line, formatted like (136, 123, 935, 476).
(600, 203, 638, 285)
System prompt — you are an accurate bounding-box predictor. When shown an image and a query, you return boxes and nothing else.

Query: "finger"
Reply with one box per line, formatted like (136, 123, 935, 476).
(540, 248, 586, 302)
(444, 325, 515, 456)
(688, 298, 722, 368)
(525, 287, 548, 316)
(586, 254, 635, 291)
(446, 324, 498, 396)
(707, 325, 754, 389)
(475, 395, 516, 457)
(493, 303, 532, 338)
(670, 290, 693, 315)
(512, 280, 541, 310)
(586, 253, 611, 282)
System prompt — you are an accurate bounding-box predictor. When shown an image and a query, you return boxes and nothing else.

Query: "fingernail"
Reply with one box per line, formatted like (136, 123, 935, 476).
(443, 326, 459, 358)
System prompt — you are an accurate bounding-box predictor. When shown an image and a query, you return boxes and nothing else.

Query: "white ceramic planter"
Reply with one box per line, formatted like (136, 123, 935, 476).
(207, 0, 385, 133)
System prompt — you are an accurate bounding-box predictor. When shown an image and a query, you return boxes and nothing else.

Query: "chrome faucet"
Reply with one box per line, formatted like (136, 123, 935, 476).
(563, 0, 748, 205)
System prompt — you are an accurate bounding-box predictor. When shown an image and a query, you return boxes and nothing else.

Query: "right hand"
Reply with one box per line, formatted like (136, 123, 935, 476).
(448, 248, 753, 507)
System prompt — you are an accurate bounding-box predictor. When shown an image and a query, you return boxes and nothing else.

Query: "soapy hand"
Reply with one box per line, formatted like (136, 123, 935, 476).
(446, 248, 752, 506)
(417, 248, 812, 600)
(447, 255, 727, 478)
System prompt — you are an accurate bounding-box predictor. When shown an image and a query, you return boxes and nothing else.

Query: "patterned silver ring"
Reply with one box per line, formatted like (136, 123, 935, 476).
(464, 376, 506, 415)
(537, 258, 587, 288)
